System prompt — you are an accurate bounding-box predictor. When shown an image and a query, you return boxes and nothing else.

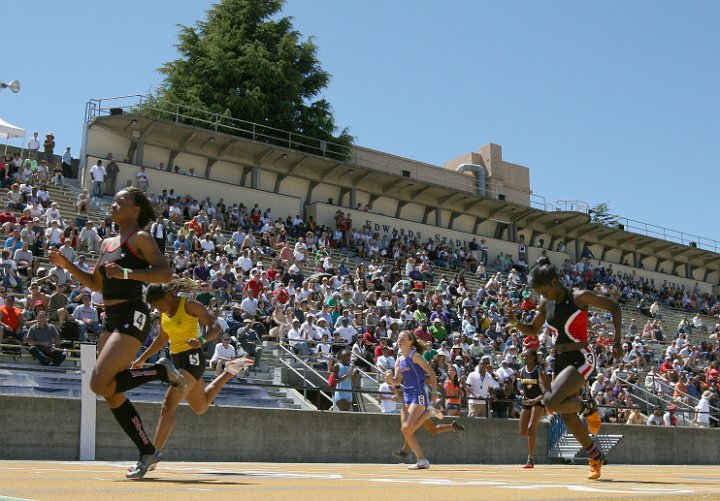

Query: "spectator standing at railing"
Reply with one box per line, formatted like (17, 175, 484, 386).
(42, 133, 55, 164)
(89, 160, 106, 198)
(61, 147, 73, 179)
(27, 132, 40, 158)
(136, 166, 149, 192)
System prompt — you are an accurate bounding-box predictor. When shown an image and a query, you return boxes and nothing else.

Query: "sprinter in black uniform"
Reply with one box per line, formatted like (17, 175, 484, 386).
(510, 257, 622, 481)
(518, 348, 550, 469)
(49, 187, 178, 480)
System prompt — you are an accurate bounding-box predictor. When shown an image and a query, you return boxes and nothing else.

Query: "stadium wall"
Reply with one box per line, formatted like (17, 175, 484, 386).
(3, 395, 717, 465)
(85, 155, 303, 220)
(307, 202, 572, 266)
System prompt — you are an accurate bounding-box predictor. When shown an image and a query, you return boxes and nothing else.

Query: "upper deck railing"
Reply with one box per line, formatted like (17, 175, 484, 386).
(85, 95, 720, 254)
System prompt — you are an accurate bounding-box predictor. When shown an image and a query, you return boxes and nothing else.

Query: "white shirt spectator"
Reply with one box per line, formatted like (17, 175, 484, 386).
(465, 369, 499, 405)
(496, 363, 515, 381)
(379, 381, 398, 413)
(90, 162, 106, 182)
(28, 134, 41, 152)
(300, 319, 319, 341)
(240, 296, 258, 316)
(335, 324, 356, 344)
(376, 354, 396, 372)
(211, 342, 236, 364)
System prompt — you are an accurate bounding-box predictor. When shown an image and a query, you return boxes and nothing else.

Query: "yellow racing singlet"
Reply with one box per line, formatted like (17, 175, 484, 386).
(162, 297, 199, 355)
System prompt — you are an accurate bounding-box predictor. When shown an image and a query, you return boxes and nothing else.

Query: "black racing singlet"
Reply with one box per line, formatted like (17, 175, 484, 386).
(97, 232, 148, 301)
(545, 289, 588, 344)
(519, 365, 543, 401)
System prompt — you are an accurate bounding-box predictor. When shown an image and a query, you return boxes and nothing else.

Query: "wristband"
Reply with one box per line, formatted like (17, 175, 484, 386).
(123, 268, 129, 280)
(197, 335, 206, 344)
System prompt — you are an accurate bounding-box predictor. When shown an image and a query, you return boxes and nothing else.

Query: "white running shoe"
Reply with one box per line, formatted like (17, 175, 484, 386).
(408, 459, 430, 470)
(224, 357, 254, 376)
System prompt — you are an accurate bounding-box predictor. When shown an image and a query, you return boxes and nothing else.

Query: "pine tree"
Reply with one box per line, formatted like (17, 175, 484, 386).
(149, 0, 352, 159)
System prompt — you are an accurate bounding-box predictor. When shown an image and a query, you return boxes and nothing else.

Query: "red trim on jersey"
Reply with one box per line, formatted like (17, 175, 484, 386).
(564, 309, 588, 343)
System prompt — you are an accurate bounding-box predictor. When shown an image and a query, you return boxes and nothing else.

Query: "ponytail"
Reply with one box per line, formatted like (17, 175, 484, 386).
(400, 329, 425, 355)
(146, 277, 199, 303)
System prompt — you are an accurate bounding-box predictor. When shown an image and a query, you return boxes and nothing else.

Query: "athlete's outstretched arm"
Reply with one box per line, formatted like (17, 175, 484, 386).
(184, 298, 222, 348)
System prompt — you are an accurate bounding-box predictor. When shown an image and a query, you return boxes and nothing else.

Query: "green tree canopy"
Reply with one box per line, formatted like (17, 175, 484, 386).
(589, 202, 620, 228)
(152, 0, 352, 158)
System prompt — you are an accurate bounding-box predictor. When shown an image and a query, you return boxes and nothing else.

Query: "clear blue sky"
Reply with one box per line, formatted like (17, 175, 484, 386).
(3, 1, 718, 243)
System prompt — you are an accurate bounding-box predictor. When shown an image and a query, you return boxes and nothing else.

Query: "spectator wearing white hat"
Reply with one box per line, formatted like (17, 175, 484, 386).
(695, 391, 713, 427)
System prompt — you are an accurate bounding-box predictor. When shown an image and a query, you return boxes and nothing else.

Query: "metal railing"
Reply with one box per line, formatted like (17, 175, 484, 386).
(85, 94, 720, 253)
(276, 343, 334, 406)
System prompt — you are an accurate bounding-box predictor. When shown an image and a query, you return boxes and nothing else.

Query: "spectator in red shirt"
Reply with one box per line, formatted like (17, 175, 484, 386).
(414, 321, 433, 343)
(0, 295, 25, 348)
(272, 283, 290, 305)
(659, 357, 674, 376)
(243, 269, 263, 299)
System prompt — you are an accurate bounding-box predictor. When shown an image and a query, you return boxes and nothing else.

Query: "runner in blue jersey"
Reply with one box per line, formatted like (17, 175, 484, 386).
(385, 330, 439, 470)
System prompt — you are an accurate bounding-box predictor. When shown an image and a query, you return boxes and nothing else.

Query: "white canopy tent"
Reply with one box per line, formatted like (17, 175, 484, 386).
(0, 118, 26, 155)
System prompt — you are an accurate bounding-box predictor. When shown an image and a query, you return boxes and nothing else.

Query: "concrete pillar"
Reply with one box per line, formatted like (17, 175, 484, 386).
(435, 208, 442, 227)
(251, 164, 260, 189)
(349, 188, 357, 210)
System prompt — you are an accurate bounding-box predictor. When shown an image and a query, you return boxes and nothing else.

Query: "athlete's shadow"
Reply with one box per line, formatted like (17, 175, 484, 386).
(117, 478, 255, 486)
(595, 479, 694, 486)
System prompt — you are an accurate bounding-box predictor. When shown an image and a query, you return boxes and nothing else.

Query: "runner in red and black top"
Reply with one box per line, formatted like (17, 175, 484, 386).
(509, 257, 622, 481)
(49, 187, 178, 480)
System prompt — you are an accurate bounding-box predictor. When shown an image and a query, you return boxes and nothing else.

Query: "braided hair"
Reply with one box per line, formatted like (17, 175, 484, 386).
(146, 278, 198, 303)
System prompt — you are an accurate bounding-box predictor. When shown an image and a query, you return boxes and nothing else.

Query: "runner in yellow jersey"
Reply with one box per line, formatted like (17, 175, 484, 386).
(132, 279, 251, 471)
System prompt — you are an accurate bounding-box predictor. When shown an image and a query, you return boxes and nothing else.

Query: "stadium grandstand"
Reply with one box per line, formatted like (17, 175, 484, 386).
(1, 93, 719, 476)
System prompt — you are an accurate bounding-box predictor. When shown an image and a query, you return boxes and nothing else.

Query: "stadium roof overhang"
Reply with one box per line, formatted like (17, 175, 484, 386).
(90, 114, 720, 273)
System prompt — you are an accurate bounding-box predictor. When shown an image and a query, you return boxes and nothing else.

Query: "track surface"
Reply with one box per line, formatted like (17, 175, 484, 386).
(1, 461, 718, 501)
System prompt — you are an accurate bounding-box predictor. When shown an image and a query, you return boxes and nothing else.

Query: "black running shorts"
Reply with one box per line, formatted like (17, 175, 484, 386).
(172, 348, 207, 381)
(103, 301, 152, 343)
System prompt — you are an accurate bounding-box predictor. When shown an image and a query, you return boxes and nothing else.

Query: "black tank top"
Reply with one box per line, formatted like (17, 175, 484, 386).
(97, 232, 148, 301)
(545, 289, 588, 344)
(520, 365, 543, 400)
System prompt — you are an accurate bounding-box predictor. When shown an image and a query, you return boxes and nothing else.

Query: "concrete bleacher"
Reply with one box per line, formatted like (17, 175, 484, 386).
(2, 175, 718, 416)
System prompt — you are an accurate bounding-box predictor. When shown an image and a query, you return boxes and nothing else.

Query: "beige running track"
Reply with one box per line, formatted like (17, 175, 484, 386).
(0, 461, 718, 501)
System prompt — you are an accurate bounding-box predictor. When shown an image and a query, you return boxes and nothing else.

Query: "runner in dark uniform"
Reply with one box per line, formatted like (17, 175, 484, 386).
(49, 187, 179, 480)
(510, 257, 622, 481)
(518, 348, 550, 469)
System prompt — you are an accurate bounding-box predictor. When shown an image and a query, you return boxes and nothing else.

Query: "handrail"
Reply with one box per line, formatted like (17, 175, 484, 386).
(276, 343, 335, 406)
(85, 94, 720, 252)
(644, 372, 720, 414)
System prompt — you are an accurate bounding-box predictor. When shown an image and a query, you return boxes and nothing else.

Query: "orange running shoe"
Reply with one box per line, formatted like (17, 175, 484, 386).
(585, 410, 601, 435)
(588, 457, 603, 480)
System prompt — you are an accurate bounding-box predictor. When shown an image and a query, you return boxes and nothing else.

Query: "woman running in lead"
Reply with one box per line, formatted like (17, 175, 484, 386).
(131, 280, 253, 467)
(510, 257, 622, 480)
(518, 348, 550, 469)
(384, 330, 439, 470)
(49, 187, 181, 480)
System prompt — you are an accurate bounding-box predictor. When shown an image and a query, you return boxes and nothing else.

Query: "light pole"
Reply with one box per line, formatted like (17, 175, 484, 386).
(0, 80, 20, 93)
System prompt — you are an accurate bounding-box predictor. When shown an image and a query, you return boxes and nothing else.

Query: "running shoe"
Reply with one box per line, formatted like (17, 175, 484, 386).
(523, 459, 534, 469)
(392, 450, 408, 459)
(157, 357, 187, 394)
(587, 455, 604, 480)
(408, 459, 430, 470)
(581, 399, 601, 435)
(426, 406, 444, 420)
(451, 421, 465, 432)
(126, 450, 163, 480)
(224, 357, 255, 376)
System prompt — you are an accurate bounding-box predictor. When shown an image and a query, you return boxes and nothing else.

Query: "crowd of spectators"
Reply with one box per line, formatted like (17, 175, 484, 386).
(0, 152, 719, 429)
